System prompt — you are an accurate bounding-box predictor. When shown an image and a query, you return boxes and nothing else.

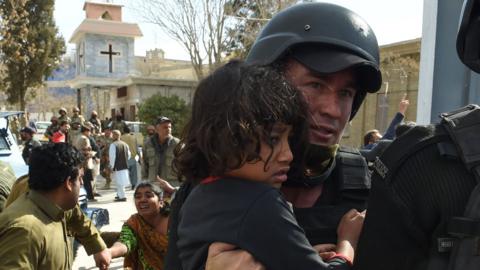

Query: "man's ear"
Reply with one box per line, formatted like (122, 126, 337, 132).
(64, 176, 73, 192)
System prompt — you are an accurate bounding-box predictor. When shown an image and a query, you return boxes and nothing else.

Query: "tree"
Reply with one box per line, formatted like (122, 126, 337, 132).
(137, 94, 191, 138)
(225, 0, 297, 59)
(131, 0, 232, 79)
(0, 0, 65, 111)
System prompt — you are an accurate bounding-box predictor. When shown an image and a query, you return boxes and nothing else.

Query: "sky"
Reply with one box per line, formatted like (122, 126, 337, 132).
(54, 0, 424, 61)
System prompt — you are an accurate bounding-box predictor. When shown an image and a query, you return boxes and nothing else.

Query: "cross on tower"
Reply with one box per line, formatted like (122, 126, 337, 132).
(100, 44, 120, 73)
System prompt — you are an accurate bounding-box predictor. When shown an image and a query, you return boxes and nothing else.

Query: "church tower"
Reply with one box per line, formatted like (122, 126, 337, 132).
(69, 0, 142, 119)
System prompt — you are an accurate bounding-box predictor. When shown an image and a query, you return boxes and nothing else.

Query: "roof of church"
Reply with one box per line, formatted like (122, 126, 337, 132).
(83, 1, 123, 9)
(69, 19, 142, 43)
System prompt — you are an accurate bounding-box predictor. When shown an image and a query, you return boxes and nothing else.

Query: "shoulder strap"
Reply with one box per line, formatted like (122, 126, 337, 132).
(440, 104, 480, 182)
(372, 125, 448, 183)
(439, 105, 480, 261)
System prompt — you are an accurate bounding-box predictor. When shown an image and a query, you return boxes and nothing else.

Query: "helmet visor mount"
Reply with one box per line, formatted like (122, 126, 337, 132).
(291, 44, 382, 93)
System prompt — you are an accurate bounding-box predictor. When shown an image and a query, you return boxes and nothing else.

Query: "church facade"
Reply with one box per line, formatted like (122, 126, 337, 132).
(66, 0, 197, 121)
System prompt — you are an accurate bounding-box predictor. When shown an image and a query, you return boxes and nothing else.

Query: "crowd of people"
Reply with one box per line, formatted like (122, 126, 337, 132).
(1, 0, 479, 269)
(0, 102, 181, 268)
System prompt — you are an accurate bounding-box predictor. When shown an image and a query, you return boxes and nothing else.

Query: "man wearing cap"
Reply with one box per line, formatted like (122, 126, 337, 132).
(166, 2, 382, 270)
(71, 107, 85, 126)
(89, 111, 102, 135)
(20, 126, 42, 165)
(58, 107, 71, 124)
(142, 116, 180, 186)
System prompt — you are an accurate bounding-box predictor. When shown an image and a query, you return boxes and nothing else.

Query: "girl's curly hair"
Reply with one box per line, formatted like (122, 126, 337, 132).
(173, 60, 308, 184)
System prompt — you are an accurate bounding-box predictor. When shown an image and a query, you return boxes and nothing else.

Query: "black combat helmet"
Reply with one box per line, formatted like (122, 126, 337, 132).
(246, 2, 382, 119)
(457, 0, 480, 73)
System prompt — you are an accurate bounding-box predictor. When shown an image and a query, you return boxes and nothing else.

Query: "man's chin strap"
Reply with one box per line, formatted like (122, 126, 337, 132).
(285, 144, 339, 187)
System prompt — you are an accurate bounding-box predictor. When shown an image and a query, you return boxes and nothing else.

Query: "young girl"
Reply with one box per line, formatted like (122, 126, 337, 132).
(174, 60, 363, 270)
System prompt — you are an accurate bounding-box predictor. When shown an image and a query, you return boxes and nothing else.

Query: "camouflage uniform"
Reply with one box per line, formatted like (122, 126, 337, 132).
(20, 114, 28, 128)
(10, 117, 20, 142)
(96, 135, 113, 188)
(71, 114, 85, 125)
(58, 114, 71, 124)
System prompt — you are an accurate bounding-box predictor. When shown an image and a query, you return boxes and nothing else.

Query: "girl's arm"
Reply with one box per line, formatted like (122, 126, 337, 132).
(109, 241, 128, 258)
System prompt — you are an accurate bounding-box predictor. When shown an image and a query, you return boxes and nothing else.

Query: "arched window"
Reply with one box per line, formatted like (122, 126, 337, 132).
(101, 11, 112, 20)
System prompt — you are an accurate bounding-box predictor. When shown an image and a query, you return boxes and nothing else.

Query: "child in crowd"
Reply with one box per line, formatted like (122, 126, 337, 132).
(174, 60, 364, 270)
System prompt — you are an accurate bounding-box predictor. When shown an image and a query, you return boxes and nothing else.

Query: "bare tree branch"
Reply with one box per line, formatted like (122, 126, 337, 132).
(128, 0, 234, 79)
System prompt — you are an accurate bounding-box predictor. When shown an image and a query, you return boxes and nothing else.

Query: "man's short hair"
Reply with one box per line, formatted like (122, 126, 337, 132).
(363, 129, 380, 146)
(28, 143, 83, 191)
(20, 126, 36, 135)
(80, 125, 91, 133)
(112, 130, 121, 137)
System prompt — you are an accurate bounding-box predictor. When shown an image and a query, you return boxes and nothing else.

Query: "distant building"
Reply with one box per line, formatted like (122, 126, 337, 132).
(65, 0, 197, 121)
(342, 38, 421, 147)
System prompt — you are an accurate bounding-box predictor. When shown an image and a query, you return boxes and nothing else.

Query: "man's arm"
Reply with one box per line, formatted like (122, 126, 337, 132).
(65, 205, 111, 269)
(206, 242, 265, 270)
(383, 95, 409, 140)
(65, 205, 107, 254)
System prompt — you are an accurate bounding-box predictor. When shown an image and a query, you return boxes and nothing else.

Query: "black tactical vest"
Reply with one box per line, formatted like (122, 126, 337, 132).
(294, 146, 371, 245)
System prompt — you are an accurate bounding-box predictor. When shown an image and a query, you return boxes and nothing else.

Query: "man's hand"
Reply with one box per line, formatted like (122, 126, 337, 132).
(313, 243, 336, 260)
(398, 94, 410, 115)
(156, 176, 176, 197)
(206, 242, 265, 270)
(93, 248, 111, 270)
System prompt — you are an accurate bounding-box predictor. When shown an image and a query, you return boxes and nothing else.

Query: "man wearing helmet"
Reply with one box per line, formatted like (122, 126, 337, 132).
(58, 107, 71, 124)
(165, 2, 381, 270)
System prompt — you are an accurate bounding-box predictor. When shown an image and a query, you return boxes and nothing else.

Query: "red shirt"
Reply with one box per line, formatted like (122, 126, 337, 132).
(52, 131, 66, 143)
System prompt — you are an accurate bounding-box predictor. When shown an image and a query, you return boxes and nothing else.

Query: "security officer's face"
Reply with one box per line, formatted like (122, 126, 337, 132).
(285, 59, 357, 146)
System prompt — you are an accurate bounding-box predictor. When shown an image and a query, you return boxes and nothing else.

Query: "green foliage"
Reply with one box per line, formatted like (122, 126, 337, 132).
(0, 0, 65, 110)
(138, 94, 191, 137)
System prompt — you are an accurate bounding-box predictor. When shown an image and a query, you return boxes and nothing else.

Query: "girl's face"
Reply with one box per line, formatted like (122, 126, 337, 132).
(226, 123, 293, 188)
(134, 187, 164, 217)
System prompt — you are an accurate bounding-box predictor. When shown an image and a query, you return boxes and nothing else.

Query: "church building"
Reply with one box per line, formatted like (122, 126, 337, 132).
(67, 0, 197, 121)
